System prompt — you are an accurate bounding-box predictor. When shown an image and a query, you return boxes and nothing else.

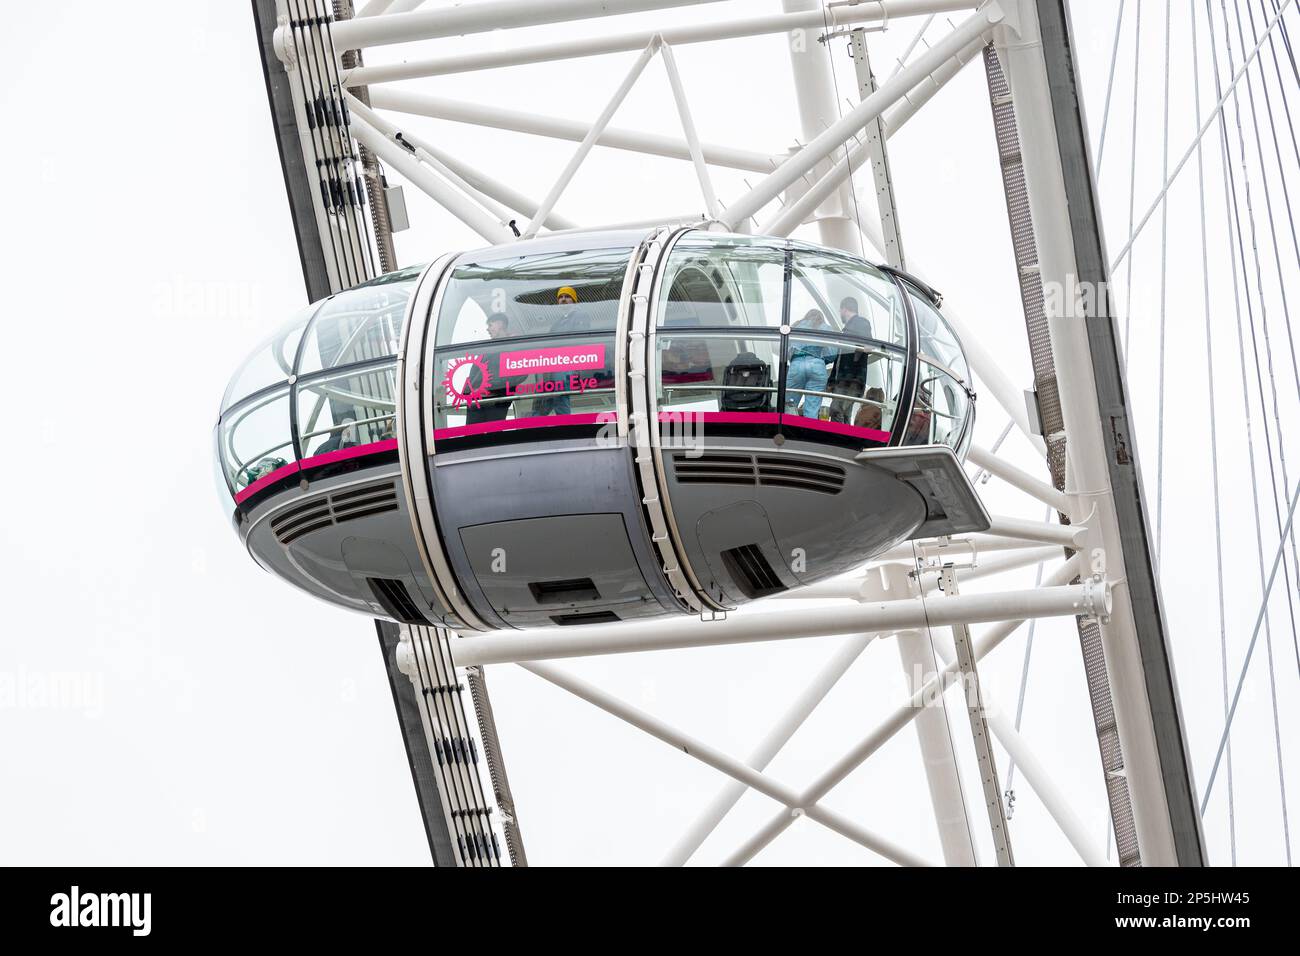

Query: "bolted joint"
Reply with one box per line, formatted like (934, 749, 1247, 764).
(1079, 576, 1113, 624)
(272, 17, 297, 69)
(395, 633, 417, 679)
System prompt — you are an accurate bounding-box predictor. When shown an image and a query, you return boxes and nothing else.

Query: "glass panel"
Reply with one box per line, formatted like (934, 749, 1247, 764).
(657, 236, 787, 328)
(909, 289, 969, 384)
(436, 248, 632, 347)
(221, 306, 312, 411)
(903, 362, 971, 448)
(219, 388, 294, 494)
(297, 362, 398, 459)
(298, 267, 421, 375)
(791, 250, 907, 347)
(656, 332, 781, 413)
(786, 332, 906, 430)
(435, 334, 617, 431)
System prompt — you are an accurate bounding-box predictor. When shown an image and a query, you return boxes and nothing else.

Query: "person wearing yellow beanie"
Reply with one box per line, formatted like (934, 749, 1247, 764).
(539, 285, 589, 416)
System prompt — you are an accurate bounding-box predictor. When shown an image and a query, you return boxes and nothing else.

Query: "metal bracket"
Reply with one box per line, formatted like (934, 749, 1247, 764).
(939, 566, 1015, 866)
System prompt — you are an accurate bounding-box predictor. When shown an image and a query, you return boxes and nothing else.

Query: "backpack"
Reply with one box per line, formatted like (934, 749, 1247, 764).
(720, 351, 773, 412)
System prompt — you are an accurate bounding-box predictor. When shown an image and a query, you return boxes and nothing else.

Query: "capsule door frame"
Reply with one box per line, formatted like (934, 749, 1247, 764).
(397, 251, 493, 632)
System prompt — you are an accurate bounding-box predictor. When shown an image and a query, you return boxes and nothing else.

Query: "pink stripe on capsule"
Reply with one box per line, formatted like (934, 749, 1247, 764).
(298, 438, 399, 472)
(434, 412, 614, 441)
(234, 461, 300, 504)
(780, 416, 892, 443)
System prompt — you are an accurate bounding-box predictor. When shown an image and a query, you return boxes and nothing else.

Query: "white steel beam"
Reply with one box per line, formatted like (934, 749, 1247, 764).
(450, 581, 1108, 667)
(882, 33, 987, 134)
(345, 92, 578, 231)
(985, 514, 1084, 548)
(887, 564, 980, 867)
(366, 88, 780, 173)
(773, 548, 1062, 601)
(966, 445, 1072, 513)
(523, 39, 662, 238)
(331, 0, 729, 50)
(347, 111, 516, 243)
(345, 94, 515, 223)
(660, 43, 719, 218)
(722, 4, 1004, 230)
(782, 0, 861, 254)
(765, 30, 991, 237)
(720, 553, 1083, 866)
(919, 627, 1107, 866)
(871, 532, 1069, 564)
(340, 0, 982, 84)
(523, 661, 931, 866)
(660, 630, 876, 865)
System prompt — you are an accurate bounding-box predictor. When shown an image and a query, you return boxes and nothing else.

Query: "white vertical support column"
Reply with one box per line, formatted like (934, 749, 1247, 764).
(881, 563, 979, 867)
(781, 0, 862, 254)
(993, 0, 1202, 865)
(849, 28, 906, 268)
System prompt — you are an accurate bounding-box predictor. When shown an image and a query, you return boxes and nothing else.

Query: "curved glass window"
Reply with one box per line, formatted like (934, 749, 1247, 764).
(219, 388, 296, 500)
(655, 235, 909, 445)
(903, 363, 972, 450)
(437, 248, 632, 348)
(656, 332, 781, 413)
(221, 306, 312, 412)
(432, 248, 629, 439)
(786, 333, 905, 433)
(297, 361, 398, 460)
(909, 288, 969, 385)
(298, 266, 421, 376)
(658, 236, 786, 328)
(790, 250, 907, 347)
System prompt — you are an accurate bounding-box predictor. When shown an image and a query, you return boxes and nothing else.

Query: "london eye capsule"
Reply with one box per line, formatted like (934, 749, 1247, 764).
(214, 226, 989, 631)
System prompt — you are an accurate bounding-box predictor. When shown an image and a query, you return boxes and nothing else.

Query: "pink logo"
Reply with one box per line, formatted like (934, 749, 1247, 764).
(499, 344, 606, 377)
(442, 354, 492, 409)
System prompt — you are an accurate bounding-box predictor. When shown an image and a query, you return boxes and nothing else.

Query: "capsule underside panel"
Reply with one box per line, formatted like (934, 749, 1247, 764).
(427, 443, 684, 629)
(661, 435, 930, 606)
(243, 463, 454, 624)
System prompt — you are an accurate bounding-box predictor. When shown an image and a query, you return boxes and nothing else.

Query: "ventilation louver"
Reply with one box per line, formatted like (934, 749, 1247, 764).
(368, 577, 430, 625)
(670, 452, 756, 486)
(755, 456, 845, 495)
(271, 480, 399, 545)
(720, 544, 787, 599)
(672, 453, 844, 495)
(550, 610, 620, 626)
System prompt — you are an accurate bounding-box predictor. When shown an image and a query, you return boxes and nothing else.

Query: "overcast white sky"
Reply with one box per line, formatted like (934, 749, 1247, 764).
(1, 0, 1295, 866)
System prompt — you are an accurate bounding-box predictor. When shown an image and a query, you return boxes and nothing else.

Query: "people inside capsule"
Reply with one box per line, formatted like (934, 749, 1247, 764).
(786, 308, 833, 418)
(855, 386, 886, 431)
(467, 312, 515, 425)
(838, 296, 873, 339)
(829, 296, 875, 424)
(238, 455, 289, 490)
(537, 285, 590, 416)
(904, 382, 934, 444)
(315, 415, 359, 454)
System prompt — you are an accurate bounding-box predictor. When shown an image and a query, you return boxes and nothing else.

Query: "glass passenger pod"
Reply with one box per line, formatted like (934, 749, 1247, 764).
(216, 266, 421, 512)
(430, 240, 637, 451)
(653, 233, 912, 451)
